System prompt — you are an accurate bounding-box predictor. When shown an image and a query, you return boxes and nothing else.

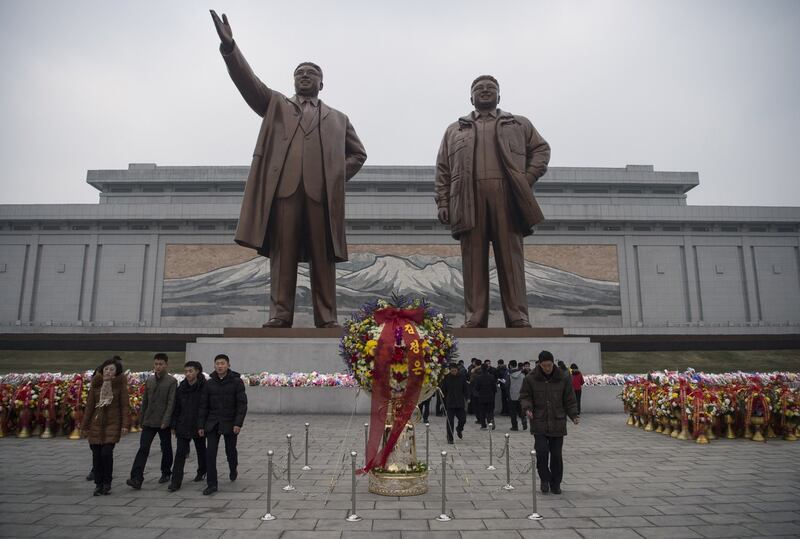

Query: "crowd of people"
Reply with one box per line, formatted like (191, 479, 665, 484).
(81, 353, 247, 497)
(436, 351, 584, 494)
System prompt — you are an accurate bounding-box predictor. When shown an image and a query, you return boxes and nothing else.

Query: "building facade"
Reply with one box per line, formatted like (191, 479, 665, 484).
(1, 163, 799, 332)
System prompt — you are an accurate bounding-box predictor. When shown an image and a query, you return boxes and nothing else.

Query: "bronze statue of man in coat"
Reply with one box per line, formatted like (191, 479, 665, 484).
(435, 75, 550, 328)
(211, 11, 367, 328)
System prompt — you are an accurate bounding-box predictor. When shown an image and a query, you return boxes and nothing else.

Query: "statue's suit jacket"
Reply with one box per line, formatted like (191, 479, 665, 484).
(222, 43, 367, 262)
(435, 109, 550, 238)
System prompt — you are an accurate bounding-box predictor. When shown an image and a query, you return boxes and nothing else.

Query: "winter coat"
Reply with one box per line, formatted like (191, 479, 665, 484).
(171, 376, 206, 439)
(440, 373, 469, 409)
(435, 109, 550, 238)
(81, 374, 131, 445)
(571, 371, 584, 392)
(519, 365, 578, 437)
(473, 371, 498, 403)
(140, 372, 177, 429)
(508, 369, 525, 401)
(198, 370, 248, 434)
(222, 43, 367, 262)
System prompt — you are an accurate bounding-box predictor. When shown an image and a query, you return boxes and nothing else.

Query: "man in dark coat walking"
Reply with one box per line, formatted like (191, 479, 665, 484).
(473, 364, 498, 429)
(168, 361, 207, 492)
(210, 11, 367, 328)
(519, 351, 579, 495)
(440, 363, 469, 444)
(198, 354, 248, 495)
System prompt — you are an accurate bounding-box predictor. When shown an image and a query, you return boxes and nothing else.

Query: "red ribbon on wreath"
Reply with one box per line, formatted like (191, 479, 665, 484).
(361, 307, 426, 473)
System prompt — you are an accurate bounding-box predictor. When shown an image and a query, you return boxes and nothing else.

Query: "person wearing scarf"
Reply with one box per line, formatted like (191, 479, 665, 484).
(81, 358, 130, 496)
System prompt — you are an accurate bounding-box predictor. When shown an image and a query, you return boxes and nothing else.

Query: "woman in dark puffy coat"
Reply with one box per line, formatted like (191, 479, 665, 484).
(81, 357, 130, 496)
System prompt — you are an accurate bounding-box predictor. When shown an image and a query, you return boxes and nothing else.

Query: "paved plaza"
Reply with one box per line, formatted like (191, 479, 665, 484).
(0, 412, 799, 539)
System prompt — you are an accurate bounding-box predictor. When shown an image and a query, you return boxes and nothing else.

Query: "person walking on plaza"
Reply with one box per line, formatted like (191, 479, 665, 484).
(519, 351, 579, 495)
(474, 363, 498, 429)
(496, 359, 510, 415)
(127, 353, 177, 490)
(507, 360, 528, 432)
(570, 363, 585, 415)
(440, 363, 469, 444)
(198, 354, 248, 495)
(82, 357, 130, 496)
(168, 361, 207, 492)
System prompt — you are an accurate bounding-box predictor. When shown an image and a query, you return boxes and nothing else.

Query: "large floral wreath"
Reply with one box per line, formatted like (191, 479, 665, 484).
(339, 295, 457, 397)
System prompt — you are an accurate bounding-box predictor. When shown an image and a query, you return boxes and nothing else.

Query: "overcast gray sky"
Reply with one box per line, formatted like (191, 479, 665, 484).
(1, 0, 798, 207)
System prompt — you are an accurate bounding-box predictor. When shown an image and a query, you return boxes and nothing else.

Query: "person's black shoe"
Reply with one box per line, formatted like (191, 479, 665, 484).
(510, 427, 519, 431)
(447, 440, 454, 444)
(203, 486, 218, 495)
(550, 484, 561, 495)
(193, 472, 206, 482)
(167, 484, 180, 493)
(93, 485, 103, 496)
(101, 483, 111, 495)
(474, 420, 481, 424)
(435, 413, 444, 417)
(229, 470, 238, 482)
(126, 478, 142, 490)
(456, 429, 463, 439)
(540, 483, 550, 494)
(86, 471, 95, 482)
(480, 426, 487, 430)
(158, 474, 171, 484)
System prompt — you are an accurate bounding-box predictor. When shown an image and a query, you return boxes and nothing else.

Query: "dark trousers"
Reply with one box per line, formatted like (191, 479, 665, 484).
(575, 390, 582, 415)
(269, 185, 337, 327)
(508, 400, 528, 430)
(418, 398, 431, 423)
(171, 436, 207, 488)
(533, 434, 564, 488)
(130, 426, 173, 481)
(90, 443, 115, 485)
(500, 385, 510, 414)
(445, 408, 466, 442)
(477, 400, 495, 428)
(206, 427, 238, 488)
(435, 391, 444, 415)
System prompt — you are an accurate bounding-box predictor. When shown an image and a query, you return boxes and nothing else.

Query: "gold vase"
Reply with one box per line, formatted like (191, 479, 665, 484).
(677, 420, 690, 441)
(783, 418, 797, 441)
(655, 419, 664, 433)
(626, 413, 635, 426)
(670, 418, 680, 438)
(40, 410, 53, 439)
(17, 407, 32, 438)
(696, 430, 709, 444)
(662, 418, 673, 436)
(750, 416, 765, 442)
(130, 413, 140, 433)
(67, 409, 82, 440)
(0, 410, 6, 438)
(766, 423, 777, 439)
(724, 415, 737, 439)
(644, 416, 655, 432)
(706, 423, 716, 441)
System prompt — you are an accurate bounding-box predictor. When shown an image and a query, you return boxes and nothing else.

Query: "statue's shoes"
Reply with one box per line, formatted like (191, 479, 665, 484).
(460, 321, 484, 328)
(318, 322, 341, 329)
(509, 320, 532, 328)
(263, 318, 291, 328)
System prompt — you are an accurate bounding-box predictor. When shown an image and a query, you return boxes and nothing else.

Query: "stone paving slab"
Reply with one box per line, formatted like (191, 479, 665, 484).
(1, 413, 799, 538)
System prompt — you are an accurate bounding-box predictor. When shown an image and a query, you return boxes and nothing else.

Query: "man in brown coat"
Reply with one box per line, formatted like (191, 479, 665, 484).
(435, 75, 550, 327)
(211, 11, 367, 328)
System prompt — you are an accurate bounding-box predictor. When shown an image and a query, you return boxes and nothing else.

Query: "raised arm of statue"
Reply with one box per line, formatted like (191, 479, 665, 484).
(210, 9, 273, 117)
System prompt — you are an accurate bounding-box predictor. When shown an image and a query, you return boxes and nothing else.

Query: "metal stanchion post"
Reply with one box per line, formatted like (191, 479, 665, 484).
(363, 423, 369, 466)
(435, 450, 451, 522)
(261, 450, 277, 521)
(302, 422, 311, 470)
(486, 422, 496, 470)
(345, 451, 362, 522)
(502, 433, 514, 490)
(282, 434, 295, 491)
(425, 422, 430, 469)
(527, 450, 543, 520)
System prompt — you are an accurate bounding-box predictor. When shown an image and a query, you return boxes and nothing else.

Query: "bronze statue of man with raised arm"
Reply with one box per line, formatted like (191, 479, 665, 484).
(210, 10, 367, 328)
(435, 76, 550, 328)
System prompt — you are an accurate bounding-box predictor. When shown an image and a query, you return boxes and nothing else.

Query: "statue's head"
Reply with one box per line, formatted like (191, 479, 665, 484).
(470, 75, 499, 111)
(294, 62, 323, 97)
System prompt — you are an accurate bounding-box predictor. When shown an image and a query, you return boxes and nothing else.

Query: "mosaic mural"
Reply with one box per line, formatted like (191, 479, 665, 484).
(161, 244, 622, 328)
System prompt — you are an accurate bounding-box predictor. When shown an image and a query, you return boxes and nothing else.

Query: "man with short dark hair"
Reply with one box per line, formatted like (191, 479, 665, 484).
(127, 353, 177, 490)
(168, 361, 207, 492)
(474, 364, 498, 430)
(440, 363, 469, 444)
(519, 350, 579, 495)
(198, 354, 248, 495)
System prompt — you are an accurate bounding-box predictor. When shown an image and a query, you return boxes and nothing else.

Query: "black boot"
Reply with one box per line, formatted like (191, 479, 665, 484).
(101, 483, 111, 495)
(93, 484, 103, 496)
(193, 471, 206, 482)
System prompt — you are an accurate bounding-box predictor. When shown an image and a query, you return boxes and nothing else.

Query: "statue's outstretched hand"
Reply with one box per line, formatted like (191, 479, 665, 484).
(210, 10, 234, 52)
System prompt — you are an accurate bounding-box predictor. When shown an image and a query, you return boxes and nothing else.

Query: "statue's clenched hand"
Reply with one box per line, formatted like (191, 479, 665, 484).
(437, 207, 449, 225)
(210, 10, 234, 53)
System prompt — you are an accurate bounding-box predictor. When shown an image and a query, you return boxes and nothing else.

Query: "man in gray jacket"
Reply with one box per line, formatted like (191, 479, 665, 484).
(507, 360, 528, 431)
(127, 353, 177, 489)
(519, 351, 579, 495)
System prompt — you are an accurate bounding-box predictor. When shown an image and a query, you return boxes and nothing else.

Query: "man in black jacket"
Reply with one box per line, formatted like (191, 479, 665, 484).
(198, 354, 248, 495)
(440, 363, 469, 444)
(168, 361, 207, 492)
(474, 364, 498, 430)
(519, 351, 579, 495)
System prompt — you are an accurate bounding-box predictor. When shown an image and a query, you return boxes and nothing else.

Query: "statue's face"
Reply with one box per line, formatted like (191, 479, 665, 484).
(471, 79, 499, 110)
(294, 65, 323, 97)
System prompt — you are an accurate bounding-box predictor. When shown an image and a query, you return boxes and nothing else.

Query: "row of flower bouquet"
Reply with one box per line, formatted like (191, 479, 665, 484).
(619, 370, 800, 443)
